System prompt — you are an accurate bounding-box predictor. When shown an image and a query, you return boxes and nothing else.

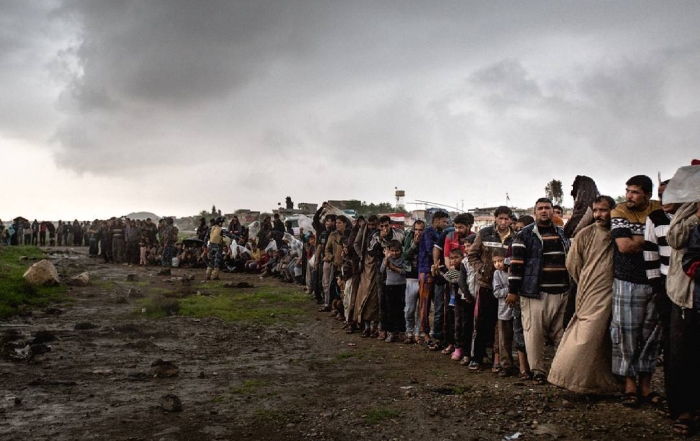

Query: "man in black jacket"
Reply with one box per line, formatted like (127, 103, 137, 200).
(507, 198, 570, 385)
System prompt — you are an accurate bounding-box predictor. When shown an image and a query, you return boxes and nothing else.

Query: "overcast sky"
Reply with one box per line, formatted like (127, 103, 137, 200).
(1, 1, 699, 221)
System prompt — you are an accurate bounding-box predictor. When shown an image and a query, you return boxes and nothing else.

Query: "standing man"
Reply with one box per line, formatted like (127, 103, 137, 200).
(610, 175, 662, 407)
(402, 220, 425, 344)
(644, 179, 679, 399)
(324, 215, 351, 311)
(548, 196, 621, 393)
(507, 198, 570, 385)
(205, 217, 225, 280)
(418, 210, 449, 345)
(371, 215, 405, 340)
(313, 204, 336, 310)
(468, 206, 515, 371)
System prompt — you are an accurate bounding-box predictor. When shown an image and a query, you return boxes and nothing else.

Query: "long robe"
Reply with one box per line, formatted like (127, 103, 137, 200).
(353, 225, 379, 323)
(548, 223, 622, 394)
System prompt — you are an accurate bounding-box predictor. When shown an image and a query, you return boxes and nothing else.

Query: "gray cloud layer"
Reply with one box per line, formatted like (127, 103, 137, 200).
(2, 1, 699, 214)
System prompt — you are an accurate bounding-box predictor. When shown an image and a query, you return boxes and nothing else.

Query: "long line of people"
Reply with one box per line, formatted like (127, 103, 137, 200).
(303, 163, 700, 438)
(3, 161, 699, 437)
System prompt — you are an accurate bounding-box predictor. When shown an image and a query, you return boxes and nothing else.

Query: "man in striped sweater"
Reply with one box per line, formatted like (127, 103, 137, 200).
(506, 198, 570, 385)
(644, 179, 679, 402)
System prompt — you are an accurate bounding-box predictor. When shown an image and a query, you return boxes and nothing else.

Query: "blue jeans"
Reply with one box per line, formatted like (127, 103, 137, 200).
(404, 279, 420, 336)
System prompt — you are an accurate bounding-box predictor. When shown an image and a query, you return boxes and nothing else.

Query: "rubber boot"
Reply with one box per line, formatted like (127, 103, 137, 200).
(205, 267, 212, 280)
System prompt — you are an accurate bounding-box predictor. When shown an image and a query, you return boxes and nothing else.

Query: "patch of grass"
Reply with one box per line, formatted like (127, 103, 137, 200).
(93, 279, 115, 290)
(363, 408, 400, 425)
(138, 297, 180, 317)
(176, 286, 307, 324)
(0, 246, 67, 318)
(253, 409, 284, 422)
(124, 281, 150, 287)
(335, 350, 364, 361)
(230, 379, 269, 394)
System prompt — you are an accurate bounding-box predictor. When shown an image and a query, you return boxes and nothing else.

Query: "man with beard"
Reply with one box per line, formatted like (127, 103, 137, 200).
(548, 196, 621, 394)
(507, 198, 570, 385)
(354, 215, 380, 337)
(610, 175, 662, 408)
(644, 179, 679, 407)
(467, 206, 515, 371)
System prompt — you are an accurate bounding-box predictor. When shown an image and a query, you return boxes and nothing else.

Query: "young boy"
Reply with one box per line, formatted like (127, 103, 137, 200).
(492, 251, 514, 376)
(443, 248, 470, 362)
(381, 240, 407, 342)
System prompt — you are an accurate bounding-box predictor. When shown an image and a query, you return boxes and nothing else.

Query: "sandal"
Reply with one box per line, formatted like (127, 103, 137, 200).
(403, 335, 416, 344)
(360, 329, 370, 338)
(532, 373, 547, 386)
(492, 363, 503, 374)
(468, 360, 481, 372)
(498, 368, 511, 377)
(641, 391, 666, 409)
(621, 391, 640, 408)
(519, 371, 533, 381)
(673, 417, 694, 437)
(441, 344, 455, 355)
(428, 342, 443, 351)
(459, 356, 471, 366)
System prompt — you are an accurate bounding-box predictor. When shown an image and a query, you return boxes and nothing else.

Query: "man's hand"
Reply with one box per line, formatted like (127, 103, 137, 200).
(505, 293, 519, 306)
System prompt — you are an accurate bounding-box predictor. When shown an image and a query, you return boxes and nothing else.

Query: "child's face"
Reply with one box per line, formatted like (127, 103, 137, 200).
(493, 257, 505, 271)
(449, 253, 463, 268)
(389, 247, 401, 259)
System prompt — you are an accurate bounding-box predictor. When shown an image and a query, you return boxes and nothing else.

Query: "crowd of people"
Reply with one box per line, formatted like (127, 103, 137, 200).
(297, 164, 698, 438)
(3, 161, 699, 437)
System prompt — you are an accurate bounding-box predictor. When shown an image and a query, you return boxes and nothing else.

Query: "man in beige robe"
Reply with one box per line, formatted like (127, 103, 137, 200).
(548, 196, 622, 394)
(353, 215, 380, 336)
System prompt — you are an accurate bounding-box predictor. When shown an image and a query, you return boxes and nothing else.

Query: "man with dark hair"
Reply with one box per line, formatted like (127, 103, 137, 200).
(418, 210, 449, 345)
(324, 215, 351, 313)
(610, 174, 662, 407)
(507, 198, 570, 384)
(644, 179, 677, 394)
(437, 212, 474, 359)
(553, 205, 563, 217)
(313, 203, 336, 308)
(548, 195, 620, 393)
(402, 219, 425, 344)
(354, 215, 380, 336)
(467, 206, 515, 371)
(372, 215, 405, 339)
(272, 213, 285, 234)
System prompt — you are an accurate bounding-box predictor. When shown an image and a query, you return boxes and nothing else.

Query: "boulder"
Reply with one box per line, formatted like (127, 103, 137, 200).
(23, 260, 60, 286)
(68, 272, 89, 287)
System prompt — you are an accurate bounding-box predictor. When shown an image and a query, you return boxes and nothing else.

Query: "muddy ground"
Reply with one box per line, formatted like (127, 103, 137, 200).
(0, 247, 676, 440)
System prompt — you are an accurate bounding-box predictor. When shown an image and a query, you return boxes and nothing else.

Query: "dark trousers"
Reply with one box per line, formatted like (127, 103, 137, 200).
(454, 296, 475, 352)
(472, 286, 498, 362)
(385, 283, 406, 333)
(442, 288, 455, 346)
(668, 303, 700, 420)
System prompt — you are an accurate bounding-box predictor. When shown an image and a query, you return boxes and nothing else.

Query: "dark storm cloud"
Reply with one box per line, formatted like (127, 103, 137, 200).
(3, 0, 700, 213)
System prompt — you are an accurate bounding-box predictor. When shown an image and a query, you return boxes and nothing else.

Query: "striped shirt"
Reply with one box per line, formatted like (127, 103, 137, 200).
(538, 225, 570, 294)
(644, 209, 673, 284)
(611, 200, 661, 284)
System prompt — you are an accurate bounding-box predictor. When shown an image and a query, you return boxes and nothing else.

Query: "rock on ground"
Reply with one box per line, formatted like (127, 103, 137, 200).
(23, 260, 60, 286)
